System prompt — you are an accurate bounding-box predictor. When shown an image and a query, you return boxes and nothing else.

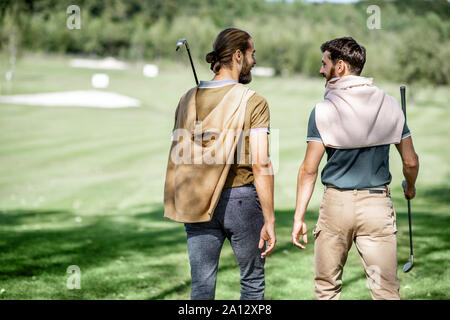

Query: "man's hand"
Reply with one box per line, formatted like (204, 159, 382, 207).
(292, 219, 308, 250)
(259, 222, 276, 258)
(402, 180, 416, 200)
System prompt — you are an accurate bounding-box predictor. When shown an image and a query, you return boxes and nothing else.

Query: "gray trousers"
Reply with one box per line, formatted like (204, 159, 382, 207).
(184, 183, 266, 300)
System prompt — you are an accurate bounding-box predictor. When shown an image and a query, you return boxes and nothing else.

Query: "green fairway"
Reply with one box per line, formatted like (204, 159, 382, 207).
(0, 54, 449, 299)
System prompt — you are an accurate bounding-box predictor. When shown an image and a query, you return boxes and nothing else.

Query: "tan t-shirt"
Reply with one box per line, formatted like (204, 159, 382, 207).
(173, 79, 270, 188)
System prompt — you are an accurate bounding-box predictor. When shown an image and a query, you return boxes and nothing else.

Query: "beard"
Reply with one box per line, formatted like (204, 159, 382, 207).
(238, 58, 253, 84)
(324, 65, 337, 83)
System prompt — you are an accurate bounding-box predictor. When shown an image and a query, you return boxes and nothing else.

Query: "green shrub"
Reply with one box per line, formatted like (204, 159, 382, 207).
(0, 0, 448, 85)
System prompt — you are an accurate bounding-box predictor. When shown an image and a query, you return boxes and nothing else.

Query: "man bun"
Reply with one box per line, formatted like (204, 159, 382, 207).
(205, 51, 217, 64)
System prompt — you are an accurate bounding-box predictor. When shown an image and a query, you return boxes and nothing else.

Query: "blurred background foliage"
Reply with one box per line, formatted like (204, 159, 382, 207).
(0, 0, 449, 84)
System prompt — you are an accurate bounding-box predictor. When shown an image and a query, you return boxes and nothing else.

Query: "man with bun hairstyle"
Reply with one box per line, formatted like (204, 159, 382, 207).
(291, 37, 419, 299)
(164, 28, 276, 300)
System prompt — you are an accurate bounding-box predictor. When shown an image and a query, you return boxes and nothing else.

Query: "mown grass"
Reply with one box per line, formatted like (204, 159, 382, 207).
(0, 53, 449, 299)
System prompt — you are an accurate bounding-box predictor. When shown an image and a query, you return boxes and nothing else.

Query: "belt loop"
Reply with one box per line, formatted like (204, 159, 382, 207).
(386, 185, 391, 197)
(353, 189, 357, 196)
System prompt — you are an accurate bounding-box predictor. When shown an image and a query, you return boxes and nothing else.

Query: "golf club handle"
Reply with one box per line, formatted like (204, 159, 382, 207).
(400, 85, 406, 120)
(407, 199, 413, 256)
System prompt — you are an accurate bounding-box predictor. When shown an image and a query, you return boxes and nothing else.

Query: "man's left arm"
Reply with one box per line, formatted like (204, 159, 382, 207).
(292, 141, 325, 249)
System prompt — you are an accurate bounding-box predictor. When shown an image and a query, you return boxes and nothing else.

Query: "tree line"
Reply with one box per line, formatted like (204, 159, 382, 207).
(0, 0, 449, 85)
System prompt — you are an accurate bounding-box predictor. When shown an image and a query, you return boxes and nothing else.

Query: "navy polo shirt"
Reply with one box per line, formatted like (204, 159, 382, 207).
(307, 107, 411, 189)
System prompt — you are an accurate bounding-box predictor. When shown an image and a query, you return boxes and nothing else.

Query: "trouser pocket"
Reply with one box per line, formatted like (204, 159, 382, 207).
(356, 195, 397, 236)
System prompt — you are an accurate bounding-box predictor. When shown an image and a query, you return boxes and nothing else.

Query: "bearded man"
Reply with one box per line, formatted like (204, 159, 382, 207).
(164, 28, 276, 300)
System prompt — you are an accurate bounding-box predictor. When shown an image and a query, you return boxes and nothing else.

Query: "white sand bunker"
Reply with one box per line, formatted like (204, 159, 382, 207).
(0, 90, 140, 108)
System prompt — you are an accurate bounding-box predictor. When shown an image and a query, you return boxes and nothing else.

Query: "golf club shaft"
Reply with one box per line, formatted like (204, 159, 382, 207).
(408, 199, 413, 256)
(185, 45, 199, 86)
(401, 85, 414, 258)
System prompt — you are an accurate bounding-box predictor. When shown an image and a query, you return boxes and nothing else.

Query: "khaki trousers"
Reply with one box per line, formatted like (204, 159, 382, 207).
(313, 186, 400, 300)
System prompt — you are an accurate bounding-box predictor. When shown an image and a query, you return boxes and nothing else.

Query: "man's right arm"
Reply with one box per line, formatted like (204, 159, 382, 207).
(292, 141, 325, 249)
(250, 130, 276, 259)
(395, 136, 419, 199)
(292, 107, 325, 249)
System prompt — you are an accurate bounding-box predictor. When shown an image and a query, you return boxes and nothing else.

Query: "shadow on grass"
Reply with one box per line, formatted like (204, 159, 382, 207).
(0, 206, 264, 299)
(0, 209, 70, 226)
(1, 197, 448, 299)
(420, 185, 450, 205)
(0, 206, 189, 299)
(272, 206, 450, 300)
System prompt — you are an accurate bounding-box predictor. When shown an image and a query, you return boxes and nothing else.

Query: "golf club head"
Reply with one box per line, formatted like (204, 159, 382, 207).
(176, 38, 186, 51)
(402, 255, 414, 273)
